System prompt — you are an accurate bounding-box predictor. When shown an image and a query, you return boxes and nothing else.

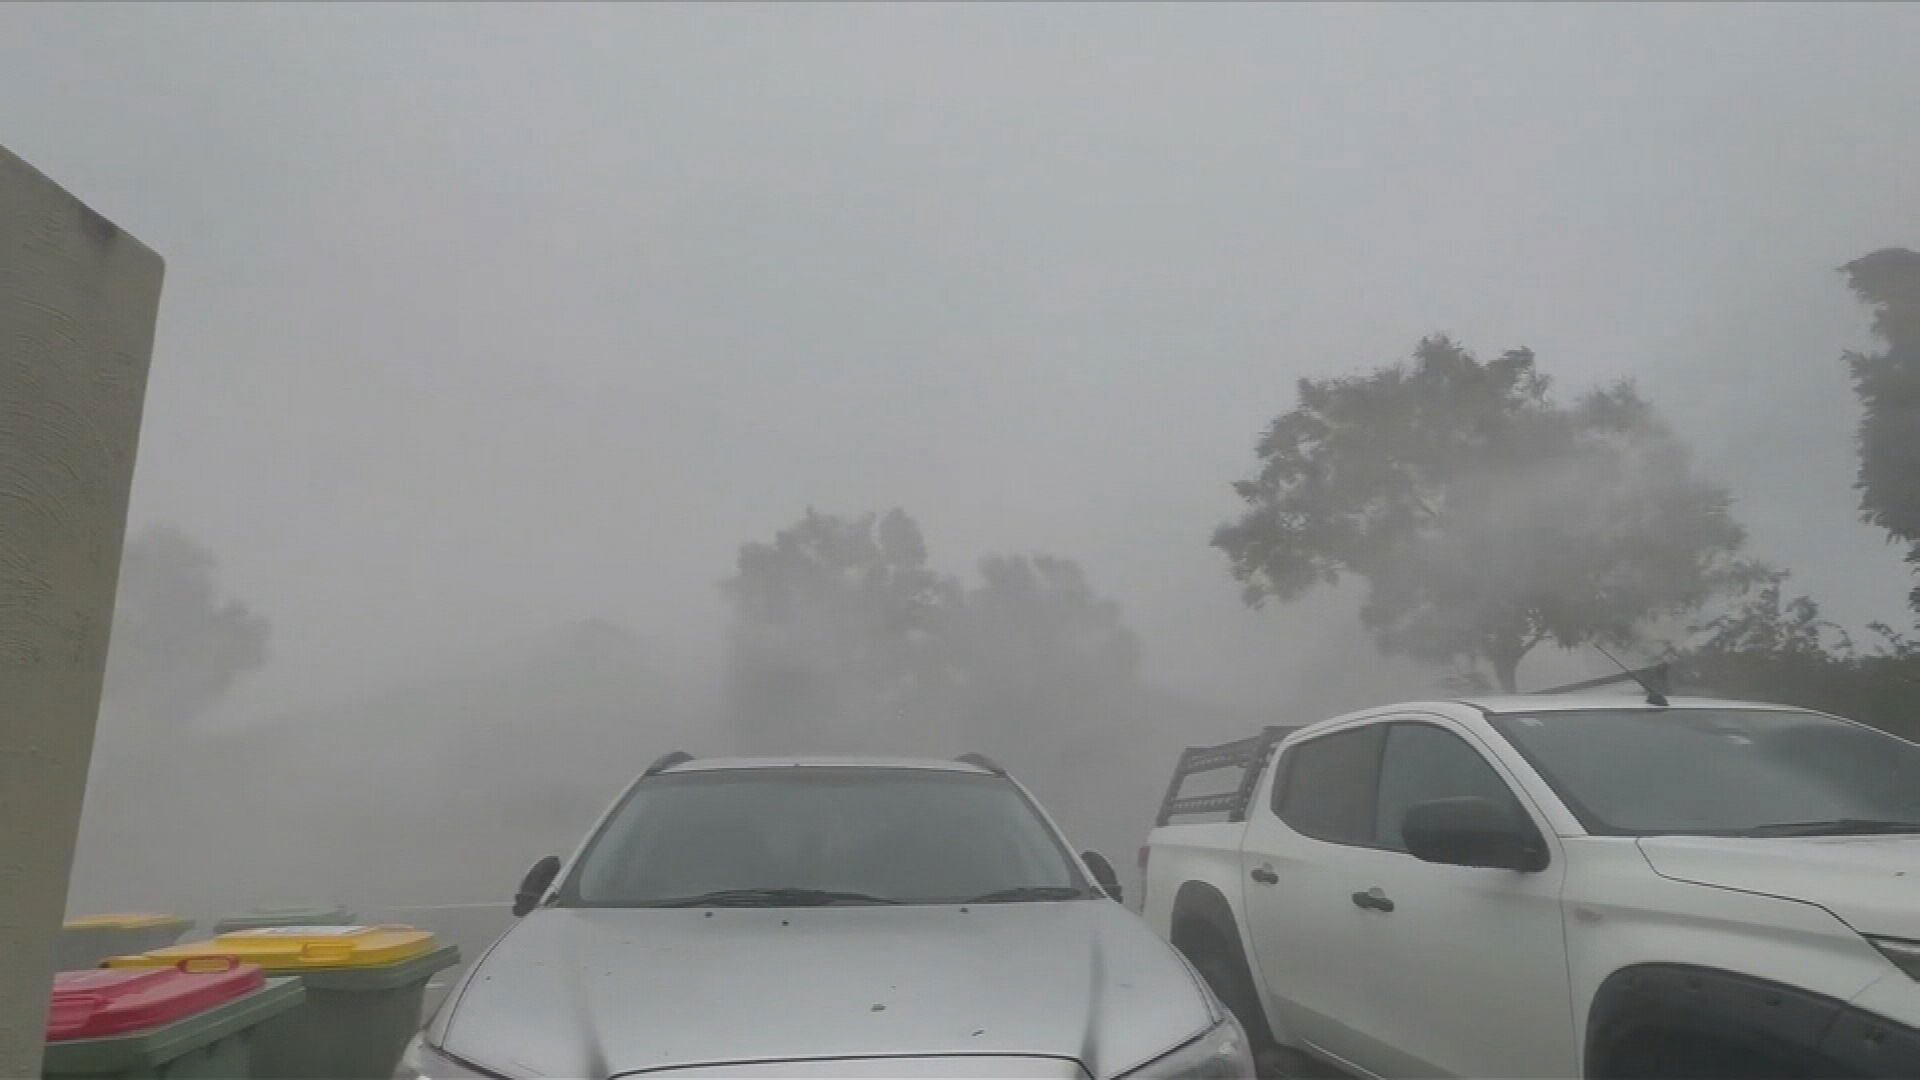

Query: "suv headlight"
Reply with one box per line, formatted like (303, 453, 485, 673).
(1118, 1016, 1255, 1079)
(1867, 935, 1920, 981)
(394, 1036, 502, 1079)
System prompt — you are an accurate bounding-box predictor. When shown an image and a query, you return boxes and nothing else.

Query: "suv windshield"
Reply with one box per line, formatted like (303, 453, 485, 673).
(1487, 708, 1920, 837)
(557, 767, 1089, 907)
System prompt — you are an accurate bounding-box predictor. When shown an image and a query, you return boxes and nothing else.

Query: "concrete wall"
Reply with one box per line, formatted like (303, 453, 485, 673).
(0, 144, 162, 1076)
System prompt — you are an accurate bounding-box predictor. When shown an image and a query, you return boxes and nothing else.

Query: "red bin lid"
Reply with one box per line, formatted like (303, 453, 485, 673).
(48, 959, 265, 1041)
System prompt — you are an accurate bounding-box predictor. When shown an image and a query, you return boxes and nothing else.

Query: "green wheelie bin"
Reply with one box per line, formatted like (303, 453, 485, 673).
(211, 905, 357, 935)
(57, 915, 194, 972)
(43, 960, 303, 1080)
(109, 925, 458, 1080)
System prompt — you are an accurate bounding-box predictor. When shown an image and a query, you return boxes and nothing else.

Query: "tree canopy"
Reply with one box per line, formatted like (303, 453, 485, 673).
(950, 554, 1141, 697)
(721, 508, 1142, 753)
(1840, 247, 1920, 618)
(103, 526, 270, 729)
(1215, 336, 1753, 691)
(1675, 572, 1920, 742)
(942, 553, 1142, 750)
(722, 508, 957, 750)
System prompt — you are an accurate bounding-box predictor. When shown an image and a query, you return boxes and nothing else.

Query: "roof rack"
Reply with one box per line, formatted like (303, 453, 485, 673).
(1155, 726, 1299, 827)
(955, 752, 1006, 775)
(643, 750, 693, 776)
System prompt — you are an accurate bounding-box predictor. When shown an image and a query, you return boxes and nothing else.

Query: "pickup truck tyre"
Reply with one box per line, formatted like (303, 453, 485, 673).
(1593, 1031, 1817, 1080)
(1182, 932, 1321, 1079)
(1188, 933, 1268, 1041)
(1585, 966, 1852, 1079)
(1172, 917, 1298, 1068)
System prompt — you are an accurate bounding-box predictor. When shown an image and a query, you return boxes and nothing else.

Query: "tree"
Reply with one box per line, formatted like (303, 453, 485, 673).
(953, 555, 1141, 694)
(1215, 336, 1753, 691)
(65, 528, 269, 916)
(1673, 573, 1920, 742)
(943, 554, 1143, 750)
(102, 526, 270, 729)
(1687, 568, 1852, 660)
(1840, 248, 1920, 617)
(722, 508, 959, 750)
(719, 511, 1158, 870)
(722, 511, 1150, 755)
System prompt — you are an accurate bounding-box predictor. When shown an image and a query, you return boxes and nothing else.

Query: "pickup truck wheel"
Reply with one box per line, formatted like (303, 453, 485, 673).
(1598, 1032, 1817, 1080)
(1180, 930, 1286, 1061)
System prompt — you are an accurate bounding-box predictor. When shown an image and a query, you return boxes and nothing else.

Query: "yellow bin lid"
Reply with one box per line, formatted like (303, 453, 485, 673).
(64, 913, 191, 931)
(106, 925, 436, 971)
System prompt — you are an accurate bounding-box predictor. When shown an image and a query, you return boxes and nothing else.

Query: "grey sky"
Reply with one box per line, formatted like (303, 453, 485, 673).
(4, 3, 1917, 720)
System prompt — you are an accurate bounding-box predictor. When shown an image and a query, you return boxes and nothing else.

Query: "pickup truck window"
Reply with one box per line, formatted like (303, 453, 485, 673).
(1373, 723, 1525, 850)
(560, 767, 1090, 906)
(1488, 708, 1920, 836)
(1273, 726, 1384, 845)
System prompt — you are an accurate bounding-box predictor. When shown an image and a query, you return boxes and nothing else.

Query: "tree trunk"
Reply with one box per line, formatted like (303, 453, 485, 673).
(1485, 624, 1546, 693)
(1490, 651, 1521, 693)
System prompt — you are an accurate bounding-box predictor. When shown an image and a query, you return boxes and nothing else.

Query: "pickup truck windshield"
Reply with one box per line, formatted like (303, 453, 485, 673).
(1488, 708, 1920, 836)
(558, 767, 1088, 906)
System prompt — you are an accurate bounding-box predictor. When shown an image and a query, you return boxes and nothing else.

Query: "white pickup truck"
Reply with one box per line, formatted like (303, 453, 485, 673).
(1140, 692, 1920, 1079)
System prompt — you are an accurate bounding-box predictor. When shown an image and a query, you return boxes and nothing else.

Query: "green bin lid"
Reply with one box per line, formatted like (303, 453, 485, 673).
(292, 943, 462, 992)
(211, 904, 357, 933)
(40, 977, 304, 1077)
(62, 914, 193, 932)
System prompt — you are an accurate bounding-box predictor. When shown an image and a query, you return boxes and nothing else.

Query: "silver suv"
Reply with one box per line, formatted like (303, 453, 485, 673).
(401, 755, 1251, 1079)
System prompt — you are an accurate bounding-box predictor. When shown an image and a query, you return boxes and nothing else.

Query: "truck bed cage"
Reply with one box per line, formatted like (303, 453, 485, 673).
(1155, 726, 1299, 827)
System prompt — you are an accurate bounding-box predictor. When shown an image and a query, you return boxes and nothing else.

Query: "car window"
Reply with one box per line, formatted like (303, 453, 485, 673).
(563, 767, 1089, 906)
(1273, 726, 1384, 845)
(1374, 722, 1525, 850)
(1488, 708, 1920, 836)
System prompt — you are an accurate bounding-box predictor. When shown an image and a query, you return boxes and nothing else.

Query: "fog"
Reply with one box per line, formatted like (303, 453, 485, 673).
(5, 4, 1918, 932)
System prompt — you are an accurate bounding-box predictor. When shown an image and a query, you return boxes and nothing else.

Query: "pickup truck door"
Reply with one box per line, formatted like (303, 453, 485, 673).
(1241, 717, 1577, 1079)
(1344, 716, 1576, 1078)
(1238, 723, 1393, 1070)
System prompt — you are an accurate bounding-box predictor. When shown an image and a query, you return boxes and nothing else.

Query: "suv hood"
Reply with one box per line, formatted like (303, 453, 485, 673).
(1638, 834, 1920, 938)
(437, 901, 1214, 1079)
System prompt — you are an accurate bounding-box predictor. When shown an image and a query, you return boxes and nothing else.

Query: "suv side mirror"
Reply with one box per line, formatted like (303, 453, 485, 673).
(1402, 797, 1548, 872)
(1081, 850, 1124, 904)
(513, 855, 563, 916)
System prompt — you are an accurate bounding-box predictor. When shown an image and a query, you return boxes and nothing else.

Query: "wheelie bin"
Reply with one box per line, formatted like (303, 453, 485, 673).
(211, 905, 356, 935)
(108, 925, 458, 1080)
(57, 915, 194, 972)
(43, 959, 303, 1080)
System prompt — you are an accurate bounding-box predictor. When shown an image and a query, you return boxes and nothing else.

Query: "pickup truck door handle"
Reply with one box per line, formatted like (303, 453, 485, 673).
(1351, 888, 1395, 913)
(1250, 865, 1279, 885)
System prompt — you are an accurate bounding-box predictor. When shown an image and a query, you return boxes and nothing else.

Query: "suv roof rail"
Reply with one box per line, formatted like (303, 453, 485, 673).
(1156, 725, 1299, 827)
(644, 750, 694, 776)
(955, 752, 1006, 775)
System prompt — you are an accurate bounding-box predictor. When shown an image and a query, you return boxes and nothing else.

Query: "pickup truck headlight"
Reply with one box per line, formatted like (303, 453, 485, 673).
(1868, 935, 1920, 981)
(394, 1036, 503, 1080)
(1118, 1016, 1255, 1079)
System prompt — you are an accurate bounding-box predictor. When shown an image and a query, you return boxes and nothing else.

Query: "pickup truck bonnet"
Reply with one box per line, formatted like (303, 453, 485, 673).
(1638, 835, 1920, 939)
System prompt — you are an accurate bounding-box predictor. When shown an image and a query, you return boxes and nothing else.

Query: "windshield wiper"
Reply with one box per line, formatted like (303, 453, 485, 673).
(1745, 819, 1920, 837)
(963, 886, 1089, 904)
(651, 887, 901, 908)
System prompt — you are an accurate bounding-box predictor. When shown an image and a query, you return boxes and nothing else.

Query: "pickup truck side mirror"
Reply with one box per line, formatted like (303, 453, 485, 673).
(1081, 850, 1124, 904)
(513, 855, 563, 916)
(1402, 797, 1548, 872)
